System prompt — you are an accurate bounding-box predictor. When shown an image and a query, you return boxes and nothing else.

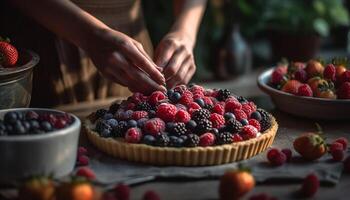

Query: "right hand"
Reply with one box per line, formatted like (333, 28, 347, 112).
(85, 28, 166, 94)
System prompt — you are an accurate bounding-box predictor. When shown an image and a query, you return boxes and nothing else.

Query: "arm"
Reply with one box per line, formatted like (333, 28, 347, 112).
(11, 0, 166, 93)
(154, 0, 207, 88)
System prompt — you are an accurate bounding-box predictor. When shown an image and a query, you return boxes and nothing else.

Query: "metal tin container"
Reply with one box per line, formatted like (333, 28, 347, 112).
(0, 50, 39, 109)
(0, 108, 81, 183)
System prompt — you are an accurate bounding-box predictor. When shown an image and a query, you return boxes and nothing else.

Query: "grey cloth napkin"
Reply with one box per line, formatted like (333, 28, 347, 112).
(87, 147, 345, 187)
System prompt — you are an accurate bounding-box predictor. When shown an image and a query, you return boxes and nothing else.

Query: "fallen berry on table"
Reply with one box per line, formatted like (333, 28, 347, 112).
(78, 146, 88, 156)
(329, 142, 343, 152)
(114, 184, 130, 200)
(300, 173, 319, 197)
(142, 190, 161, 200)
(281, 148, 292, 162)
(267, 148, 286, 166)
(77, 155, 89, 166)
(331, 149, 344, 162)
(293, 131, 327, 161)
(334, 137, 348, 150)
(102, 192, 118, 200)
(76, 167, 96, 180)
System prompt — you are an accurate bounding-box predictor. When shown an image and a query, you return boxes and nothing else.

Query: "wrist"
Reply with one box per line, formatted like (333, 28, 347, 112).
(166, 28, 196, 50)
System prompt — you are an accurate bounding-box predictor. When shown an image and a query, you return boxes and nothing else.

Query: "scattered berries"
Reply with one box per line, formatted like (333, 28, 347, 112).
(331, 149, 344, 162)
(77, 155, 89, 166)
(142, 190, 161, 200)
(334, 137, 348, 150)
(76, 167, 96, 180)
(114, 184, 130, 200)
(281, 148, 292, 162)
(300, 173, 319, 197)
(267, 148, 287, 166)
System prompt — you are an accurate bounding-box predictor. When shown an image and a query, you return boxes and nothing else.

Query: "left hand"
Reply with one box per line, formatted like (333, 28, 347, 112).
(154, 31, 196, 88)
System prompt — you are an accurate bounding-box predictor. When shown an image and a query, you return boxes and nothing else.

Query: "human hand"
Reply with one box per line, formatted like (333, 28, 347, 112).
(85, 28, 166, 94)
(154, 31, 196, 88)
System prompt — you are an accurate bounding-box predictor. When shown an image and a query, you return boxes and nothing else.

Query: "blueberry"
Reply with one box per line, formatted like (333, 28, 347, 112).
(4, 112, 18, 124)
(137, 118, 148, 128)
(6, 125, 13, 134)
(0, 129, 7, 136)
(142, 135, 156, 146)
(167, 89, 174, 97)
(25, 111, 39, 120)
(13, 123, 26, 135)
(170, 92, 181, 103)
(250, 111, 262, 121)
(41, 121, 53, 132)
(148, 110, 156, 118)
(127, 120, 137, 128)
(194, 98, 205, 107)
(16, 112, 24, 121)
(169, 136, 184, 147)
(224, 112, 235, 121)
(211, 128, 219, 135)
(100, 129, 112, 137)
(103, 113, 114, 120)
(166, 122, 175, 132)
(29, 120, 40, 130)
(22, 121, 31, 132)
(0, 122, 6, 131)
(240, 119, 249, 126)
(180, 135, 188, 141)
(186, 120, 197, 130)
(106, 118, 118, 128)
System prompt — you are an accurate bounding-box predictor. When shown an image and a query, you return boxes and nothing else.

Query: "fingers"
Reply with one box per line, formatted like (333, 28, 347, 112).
(166, 55, 194, 88)
(118, 41, 165, 85)
(183, 64, 196, 84)
(154, 39, 177, 68)
(163, 46, 188, 80)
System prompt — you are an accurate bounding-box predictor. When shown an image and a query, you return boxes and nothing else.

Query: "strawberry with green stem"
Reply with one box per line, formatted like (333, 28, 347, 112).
(0, 36, 18, 67)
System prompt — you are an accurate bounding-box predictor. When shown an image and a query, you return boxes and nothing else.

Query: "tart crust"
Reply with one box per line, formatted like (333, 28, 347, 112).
(84, 117, 278, 166)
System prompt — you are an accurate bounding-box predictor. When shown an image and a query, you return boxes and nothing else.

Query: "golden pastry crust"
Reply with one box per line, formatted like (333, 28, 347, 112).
(83, 116, 278, 166)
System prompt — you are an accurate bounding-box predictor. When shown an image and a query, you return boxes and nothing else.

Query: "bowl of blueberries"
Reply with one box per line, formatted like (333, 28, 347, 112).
(0, 108, 81, 182)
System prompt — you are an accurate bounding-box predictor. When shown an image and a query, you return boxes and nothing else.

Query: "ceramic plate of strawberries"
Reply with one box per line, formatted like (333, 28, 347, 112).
(258, 58, 350, 120)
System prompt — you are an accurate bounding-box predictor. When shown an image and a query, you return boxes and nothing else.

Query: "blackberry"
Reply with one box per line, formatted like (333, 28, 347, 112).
(237, 96, 248, 103)
(226, 119, 242, 133)
(108, 102, 120, 114)
(204, 104, 213, 110)
(217, 89, 231, 101)
(196, 119, 212, 134)
(95, 120, 112, 137)
(95, 109, 108, 119)
(169, 136, 184, 147)
(257, 109, 271, 132)
(136, 102, 153, 112)
(112, 121, 128, 137)
(192, 109, 210, 122)
(169, 122, 187, 136)
(216, 132, 233, 145)
(185, 134, 200, 147)
(155, 134, 170, 147)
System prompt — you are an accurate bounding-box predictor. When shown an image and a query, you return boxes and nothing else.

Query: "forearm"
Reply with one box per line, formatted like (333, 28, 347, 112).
(171, 0, 207, 47)
(10, 0, 109, 51)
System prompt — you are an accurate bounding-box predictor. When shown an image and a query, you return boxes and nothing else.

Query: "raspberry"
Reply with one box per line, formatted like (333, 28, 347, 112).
(77, 155, 89, 166)
(175, 110, 191, 123)
(337, 82, 350, 99)
(297, 84, 313, 97)
(294, 69, 308, 83)
(225, 99, 242, 113)
(187, 102, 201, 110)
(211, 89, 219, 98)
(190, 84, 205, 94)
(179, 91, 193, 106)
(271, 69, 284, 85)
(232, 133, 243, 142)
(175, 103, 187, 111)
(129, 92, 145, 104)
(330, 142, 343, 152)
(212, 104, 225, 115)
(78, 146, 88, 157)
(242, 103, 254, 117)
(132, 111, 148, 120)
(344, 156, 350, 173)
(339, 70, 350, 84)
(199, 132, 215, 147)
(174, 84, 188, 94)
(334, 137, 348, 150)
(204, 88, 214, 96)
(267, 148, 286, 166)
(192, 91, 205, 100)
(148, 91, 166, 106)
(143, 118, 165, 136)
(248, 119, 261, 132)
(125, 128, 142, 143)
(281, 148, 292, 162)
(241, 125, 258, 140)
(143, 190, 161, 200)
(76, 167, 96, 180)
(324, 64, 336, 81)
(301, 173, 319, 197)
(114, 184, 130, 200)
(331, 149, 344, 162)
(156, 103, 177, 122)
(202, 96, 213, 107)
(127, 103, 135, 110)
(234, 109, 247, 121)
(209, 113, 225, 129)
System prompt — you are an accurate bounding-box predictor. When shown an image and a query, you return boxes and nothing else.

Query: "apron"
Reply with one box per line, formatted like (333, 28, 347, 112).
(0, 0, 153, 107)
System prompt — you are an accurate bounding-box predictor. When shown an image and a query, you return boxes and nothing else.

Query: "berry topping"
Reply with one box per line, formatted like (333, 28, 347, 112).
(209, 113, 225, 129)
(156, 103, 177, 122)
(212, 104, 225, 115)
(300, 173, 319, 197)
(257, 109, 271, 132)
(169, 136, 185, 147)
(142, 135, 156, 146)
(168, 122, 187, 136)
(217, 89, 231, 101)
(132, 111, 148, 120)
(191, 109, 211, 122)
(185, 134, 200, 147)
(233, 109, 247, 121)
(175, 110, 191, 123)
(216, 132, 233, 145)
(240, 125, 258, 140)
(196, 119, 213, 134)
(125, 128, 142, 143)
(148, 91, 166, 106)
(143, 118, 165, 136)
(226, 119, 242, 133)
(155, 134, 170, 147)
(199, 132, 216, 147)
(248, 119, 261, 132)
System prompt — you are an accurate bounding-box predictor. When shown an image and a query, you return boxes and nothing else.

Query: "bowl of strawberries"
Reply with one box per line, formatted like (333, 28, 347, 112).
(257, 58, 350, 120)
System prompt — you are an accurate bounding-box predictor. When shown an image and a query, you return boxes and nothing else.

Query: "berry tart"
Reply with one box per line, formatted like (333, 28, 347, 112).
(84, 85, 278, 166)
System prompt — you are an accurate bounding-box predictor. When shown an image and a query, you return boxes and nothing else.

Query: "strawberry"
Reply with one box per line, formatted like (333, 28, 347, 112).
(338, 70, 350, 85)
(337, 82, 350, 99)
(323, 64, 336, 82)
(294, 69, 308, 83)
(293, 132, 327, 161)
(19, 177, 55, 200)
(0, 38, 18, 67)
(281, 80, 302, 95)
(305, 60, 324, 78)
(219, 169, 255, 200)
(297, 84, 313, 97)
(271, 69, 284, 85)
(300, 173, 319, 197)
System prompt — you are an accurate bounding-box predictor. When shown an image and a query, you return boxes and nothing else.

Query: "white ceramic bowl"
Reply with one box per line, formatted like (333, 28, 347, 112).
(258, 68, 350, 120)
(0, 108, 81, 183)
